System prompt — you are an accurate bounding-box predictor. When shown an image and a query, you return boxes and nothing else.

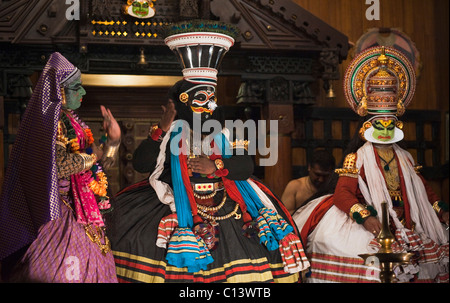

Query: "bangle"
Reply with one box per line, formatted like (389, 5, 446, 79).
(208, 158, 229, 178)
(214, 159, 225, 170)
(149, 124, 165, 142)
(350, 203, 376, 224)
(433, 200, 449, 214)
(366, 205, 378, 217)
(80, 153, 97, 171)
(103, 141, 120, 158)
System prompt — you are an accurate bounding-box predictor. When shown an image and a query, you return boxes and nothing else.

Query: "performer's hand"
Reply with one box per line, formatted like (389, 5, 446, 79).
(187, 155, 216, 175)
(442, 211, 449, 226)
(100, 105, 121, 144)
(363, 216, 382, 237)
(90, 142, 103, 162)
(160, 99, 177, 132)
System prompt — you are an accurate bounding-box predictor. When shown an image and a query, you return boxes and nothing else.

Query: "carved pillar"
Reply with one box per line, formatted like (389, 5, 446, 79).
(263, 103, 294, 197)
(179, 0, 199, 19)
(121, 120, 136, 187)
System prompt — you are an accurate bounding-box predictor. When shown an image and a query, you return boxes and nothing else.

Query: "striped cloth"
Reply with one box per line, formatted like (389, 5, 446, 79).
(156, 214, 178, 248)
(114, 251, 298, 283)
(308, 252, 379, 283)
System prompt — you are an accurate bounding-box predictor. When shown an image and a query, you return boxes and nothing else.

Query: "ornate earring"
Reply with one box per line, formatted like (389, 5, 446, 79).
(396, 100, 405, 116)
(61, 87, 67, 106)
(179, 92, 189, 103)
(395, 120, 404, 130)
(359, 121, 372, 141)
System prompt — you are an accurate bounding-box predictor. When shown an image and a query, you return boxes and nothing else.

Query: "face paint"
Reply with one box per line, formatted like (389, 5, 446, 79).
(190, 89, 217, 115)
(132, 0, 149, 17)
(63, 77, 86, 110)
(372, 119, 395, 142)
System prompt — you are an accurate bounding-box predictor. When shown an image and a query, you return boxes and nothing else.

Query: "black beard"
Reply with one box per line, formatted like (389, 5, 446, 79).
(175, 107, 224, 136)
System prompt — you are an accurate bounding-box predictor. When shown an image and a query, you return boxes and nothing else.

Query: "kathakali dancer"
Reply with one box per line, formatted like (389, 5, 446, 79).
(109, 20, 309, 283)
(293, 46, 449, 283)
(0, 52, 120, 282)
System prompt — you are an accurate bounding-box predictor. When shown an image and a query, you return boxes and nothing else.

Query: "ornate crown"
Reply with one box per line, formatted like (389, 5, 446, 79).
(343, 46, 416, 117)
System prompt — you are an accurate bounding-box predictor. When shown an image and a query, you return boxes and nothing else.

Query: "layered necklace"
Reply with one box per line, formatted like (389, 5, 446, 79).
(196, 189, 242, 222)
(60, 110, 110, 209)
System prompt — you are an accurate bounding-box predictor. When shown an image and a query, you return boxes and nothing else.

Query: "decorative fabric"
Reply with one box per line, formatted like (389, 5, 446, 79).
(10, 204, 117, 282)
(149, 120, 307, 274)
(356, 142, 447, 245)
(278, 233, 310, 274)
(156, 213, 178, 248)
(0, 52, 75, 260)
(65, 113, 105, 227)
(165, 227, 214, 272)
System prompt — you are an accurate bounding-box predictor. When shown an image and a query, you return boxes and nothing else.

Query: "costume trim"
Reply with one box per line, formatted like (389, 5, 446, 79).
(148, 119, 309, 274)
(335, 153, 359, 178)
(113, 251, 299, 283)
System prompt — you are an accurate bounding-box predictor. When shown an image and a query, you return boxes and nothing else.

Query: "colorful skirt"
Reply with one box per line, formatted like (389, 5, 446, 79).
(10, 201, 118, 283)
(109, 180, 301, 283)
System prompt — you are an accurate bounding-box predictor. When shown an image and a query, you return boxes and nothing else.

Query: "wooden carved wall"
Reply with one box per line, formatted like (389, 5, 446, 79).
(2, 0, 447, 198)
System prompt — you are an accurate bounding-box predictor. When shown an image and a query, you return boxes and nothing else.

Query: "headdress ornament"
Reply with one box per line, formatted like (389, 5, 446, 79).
(164, 19, 239, 86)
(344, 46, 416, 117)
(344, 46, 416, 144)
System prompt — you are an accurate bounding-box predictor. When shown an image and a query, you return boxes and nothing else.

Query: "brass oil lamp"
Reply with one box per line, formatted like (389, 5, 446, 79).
(359, 202, 414, 283)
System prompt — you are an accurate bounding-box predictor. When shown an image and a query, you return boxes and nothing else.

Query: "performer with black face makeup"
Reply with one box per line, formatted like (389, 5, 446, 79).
(108, 20, 310, 283)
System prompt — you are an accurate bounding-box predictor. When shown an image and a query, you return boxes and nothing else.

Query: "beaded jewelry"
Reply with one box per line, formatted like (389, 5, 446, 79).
(196, 190, 242, 222)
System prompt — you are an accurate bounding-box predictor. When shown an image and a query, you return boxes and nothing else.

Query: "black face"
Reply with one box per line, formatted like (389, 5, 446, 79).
(189, 86, 217, 120)
(173, 81, 223, 131)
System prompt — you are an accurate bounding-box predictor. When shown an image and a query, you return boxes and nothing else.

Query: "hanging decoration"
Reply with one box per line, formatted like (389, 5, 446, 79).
(123, 0, 156, 19)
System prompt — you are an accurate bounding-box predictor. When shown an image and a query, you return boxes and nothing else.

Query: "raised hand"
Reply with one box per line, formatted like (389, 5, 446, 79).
(159, 99, 177, 132)
(100, 105, 121, 144)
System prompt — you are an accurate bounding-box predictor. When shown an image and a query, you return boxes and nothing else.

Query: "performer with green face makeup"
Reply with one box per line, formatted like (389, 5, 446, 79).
(62, 77, 86, 110)
(0, 52, 120, 282)
(292, 46, 449, 283)
(124, 0, 155, 19)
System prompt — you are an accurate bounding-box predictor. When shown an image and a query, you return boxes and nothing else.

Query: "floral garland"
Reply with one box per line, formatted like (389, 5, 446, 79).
(61, 110, 111, 212)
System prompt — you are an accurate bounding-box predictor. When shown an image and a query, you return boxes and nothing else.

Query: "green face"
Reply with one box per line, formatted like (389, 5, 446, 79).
(372, 119, 395, 142)
(132, 0, 149, 16)
(63, 77, 86, 110)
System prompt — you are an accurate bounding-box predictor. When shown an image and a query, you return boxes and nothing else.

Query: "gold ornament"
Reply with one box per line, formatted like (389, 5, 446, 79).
(396, 100, 406, 116)
(359, 121, 372, 141)
(179, 92, 189, 103)
(356, 96, 368, 116)
(61, 87, 67, 106)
